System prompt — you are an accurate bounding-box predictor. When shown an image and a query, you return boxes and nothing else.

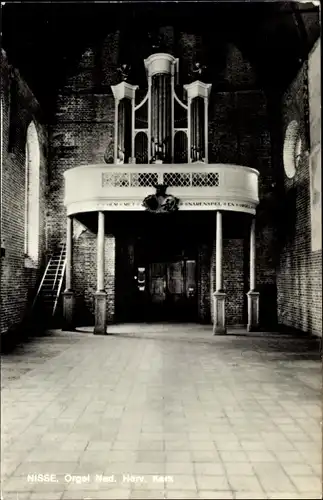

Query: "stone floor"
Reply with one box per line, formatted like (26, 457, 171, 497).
(1, 324, 322, 500)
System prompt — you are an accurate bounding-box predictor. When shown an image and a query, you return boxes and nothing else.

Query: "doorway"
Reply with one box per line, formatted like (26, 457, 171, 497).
(149, 259, 197, 321)
(134, 231, 198, 322)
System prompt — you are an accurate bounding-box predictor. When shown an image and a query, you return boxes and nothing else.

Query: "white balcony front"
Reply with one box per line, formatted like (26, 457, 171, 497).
(64, 163, 259, 216)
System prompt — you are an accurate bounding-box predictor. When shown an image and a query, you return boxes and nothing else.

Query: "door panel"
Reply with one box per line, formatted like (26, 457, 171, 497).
(167, 261, 184, 297)
(150, 262, 166, 304)
(148, 259, 197, 321)
(185, 260, 196, 299)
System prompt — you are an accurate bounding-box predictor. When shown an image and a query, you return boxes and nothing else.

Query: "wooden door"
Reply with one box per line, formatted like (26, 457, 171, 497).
(185, 260, 197, 319)
(167, 261, 185, 320)
(149, 262, 167, 320)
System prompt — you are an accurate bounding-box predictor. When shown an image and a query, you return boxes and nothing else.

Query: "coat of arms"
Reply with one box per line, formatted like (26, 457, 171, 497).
(143, 185, 179, 213)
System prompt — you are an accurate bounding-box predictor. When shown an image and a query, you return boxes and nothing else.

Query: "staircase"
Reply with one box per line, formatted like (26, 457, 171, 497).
(33, 243, 67, 322)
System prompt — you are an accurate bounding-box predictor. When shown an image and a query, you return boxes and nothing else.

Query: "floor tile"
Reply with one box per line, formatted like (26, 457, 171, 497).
(196, 475, 231, 490)
(166, 474, 197, 490)
(198, 492, 234, 499)
(1, 325, 320, 500)
(290, 475, 322, 493)
(228, 474, 264, 492)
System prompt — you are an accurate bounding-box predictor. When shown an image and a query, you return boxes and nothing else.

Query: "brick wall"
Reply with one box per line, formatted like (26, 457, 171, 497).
(0, 50, 48, 337)
(198, 243, 211, 323)
(47, 30, 121, 250)
(73, 230, 115, 325)
(48, 95, 115, 249)
(210, 239, 245, 326)
(276, 38, 322, 336)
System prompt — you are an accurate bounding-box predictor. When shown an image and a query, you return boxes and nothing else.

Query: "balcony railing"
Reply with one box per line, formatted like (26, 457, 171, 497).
(64, 163, 259, 216)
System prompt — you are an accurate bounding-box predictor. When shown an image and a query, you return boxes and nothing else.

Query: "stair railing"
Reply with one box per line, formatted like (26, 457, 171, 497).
(53, 259, 67, 317)
(52, 244, 66, 294)
(32, 257, 52, 309)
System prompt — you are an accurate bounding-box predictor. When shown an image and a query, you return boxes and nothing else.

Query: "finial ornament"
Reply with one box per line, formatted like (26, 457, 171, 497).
(148, 31, 166, 53)
(117, 63, 131, 82)
(189, 62, 207, 81)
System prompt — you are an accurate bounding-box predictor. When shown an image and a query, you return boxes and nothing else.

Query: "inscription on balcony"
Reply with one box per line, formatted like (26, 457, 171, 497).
(182, 201, 254, 210)
(93, 200, 254, 211)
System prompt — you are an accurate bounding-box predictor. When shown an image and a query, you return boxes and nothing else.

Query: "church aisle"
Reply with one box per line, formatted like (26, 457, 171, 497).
(1, 326, 321, 499)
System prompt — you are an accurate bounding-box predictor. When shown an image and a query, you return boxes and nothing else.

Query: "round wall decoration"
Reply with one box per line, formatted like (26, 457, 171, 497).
(283, 120, 302, 179)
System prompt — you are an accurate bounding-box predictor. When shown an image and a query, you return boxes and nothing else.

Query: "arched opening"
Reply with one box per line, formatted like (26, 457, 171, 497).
(25, 121, 40, 264)
(134, 131, 148, 164)
(174, 130, 188, 163)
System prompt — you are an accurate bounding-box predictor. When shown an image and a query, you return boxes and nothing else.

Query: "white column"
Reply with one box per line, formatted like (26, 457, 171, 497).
(63, 215, 74, 330)
(131, 96, 135, 161)
(114, 99, 119, 164)
(204, 97, 208, 163)
(65, 216, 73, 291)
(187, 97, 192, 163)
(213, 210, 226, 334)
(250, 217, 256, 291)
(97, 211, 105, 292)
(247, 216, 260, 332)
(94, 211, 107, 335)
(216, 211, 223, 291)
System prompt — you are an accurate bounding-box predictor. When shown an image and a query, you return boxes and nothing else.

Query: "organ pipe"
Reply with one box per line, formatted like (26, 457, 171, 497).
(111, 54, 211, 164)
(118, 100, 125, 156)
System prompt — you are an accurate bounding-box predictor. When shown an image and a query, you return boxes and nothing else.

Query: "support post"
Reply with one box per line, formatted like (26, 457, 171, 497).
(213, 211, 226, 334)
(62, 215, 75, 331)
(114, 99, 119, 164)
(247, 217, 260, 331)
(94, 211, 107, 335)
(131, 96, 135, 162)
(187, 97, 192, 163)
(204, 97, 208, 163)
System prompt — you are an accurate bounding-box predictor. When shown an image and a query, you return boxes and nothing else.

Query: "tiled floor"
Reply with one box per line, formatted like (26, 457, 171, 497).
(1, 324, 322, 500)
